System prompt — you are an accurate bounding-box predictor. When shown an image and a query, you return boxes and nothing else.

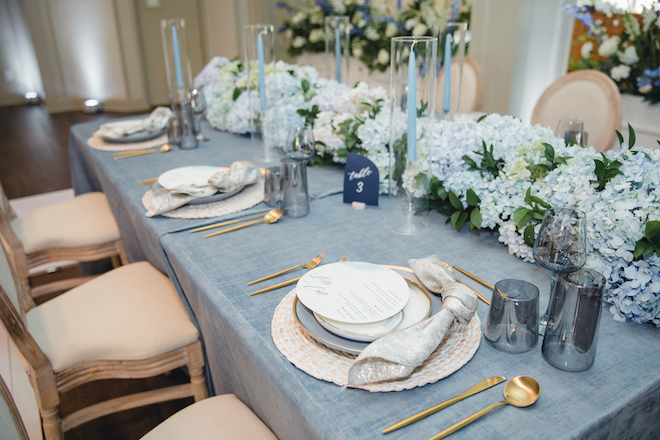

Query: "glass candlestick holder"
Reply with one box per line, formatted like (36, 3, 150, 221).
(387, 36, 437, 235)
(325, 16, 350, 84)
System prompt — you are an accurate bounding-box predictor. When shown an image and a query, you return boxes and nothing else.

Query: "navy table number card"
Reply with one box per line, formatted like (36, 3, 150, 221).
(343, 153, 379, 206)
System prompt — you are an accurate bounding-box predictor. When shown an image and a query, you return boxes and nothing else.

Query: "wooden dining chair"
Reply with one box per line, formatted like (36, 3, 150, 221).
(1, 372, 275, 440)
(0, 374, 30, 440)
(436, 57, 485, 114)
(531, 69, 622, 152)
(0, 183, 129, 302)
(0, 236, 208, 440)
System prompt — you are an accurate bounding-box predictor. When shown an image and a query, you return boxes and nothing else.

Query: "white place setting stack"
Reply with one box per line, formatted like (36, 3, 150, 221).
(141, 161, 265, 219)
(271, 258, 483, 392)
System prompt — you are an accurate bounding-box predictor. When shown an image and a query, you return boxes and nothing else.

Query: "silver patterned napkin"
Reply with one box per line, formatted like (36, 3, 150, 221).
(146, 161, 260, 217)
(346, 255, 478, 386)
(94, 107, 173, 139)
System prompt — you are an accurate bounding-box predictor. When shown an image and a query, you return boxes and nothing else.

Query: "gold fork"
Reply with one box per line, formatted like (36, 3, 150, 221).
(248, 253, 324, 285)
(250, 256, 348, 296)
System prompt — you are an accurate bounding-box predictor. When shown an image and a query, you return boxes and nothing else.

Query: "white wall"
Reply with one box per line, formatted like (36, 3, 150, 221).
(0, 0, 43, 106)
(508, 0, 573, 124)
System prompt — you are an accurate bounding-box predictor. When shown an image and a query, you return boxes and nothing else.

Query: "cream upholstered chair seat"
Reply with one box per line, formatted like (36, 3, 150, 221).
(531, 69, 622, 152)
(10, 192, 120, 254)
(141, 394, 278, 440)
(26, 261, 199, 373)
(0, 238, 208, 440)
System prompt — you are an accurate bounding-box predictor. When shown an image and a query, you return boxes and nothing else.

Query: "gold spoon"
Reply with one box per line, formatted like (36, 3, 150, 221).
(112, 144, 171, 159)
(427, 376, 540, 440)
(190, 209, 282, 233)
(204, 209, 282, 238)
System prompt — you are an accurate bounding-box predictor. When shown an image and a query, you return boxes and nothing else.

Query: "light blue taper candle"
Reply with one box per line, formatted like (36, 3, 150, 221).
(257, 32, 267, 111)
(443, 33, 452, 114)
(407, 46, 417, 162)
(171, 25, 184, 88)
(335, 24, 342, 83)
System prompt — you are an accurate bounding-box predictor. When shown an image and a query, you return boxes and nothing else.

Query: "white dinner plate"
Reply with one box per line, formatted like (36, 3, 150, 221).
(313, 275, 432, 342)
(158, 165, 224, 190)
(151, 181, 244, 205)
(100, 120, 166, 144)
(296, 262, 410, 324)
(294, 266, 440, 354)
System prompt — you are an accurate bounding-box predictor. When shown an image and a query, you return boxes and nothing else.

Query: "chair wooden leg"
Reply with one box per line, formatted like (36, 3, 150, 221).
(40, 406, 63, 440)
(110, 255, 121, 268)
(118, 240, 130, 265)
(186, 342, 208, 402)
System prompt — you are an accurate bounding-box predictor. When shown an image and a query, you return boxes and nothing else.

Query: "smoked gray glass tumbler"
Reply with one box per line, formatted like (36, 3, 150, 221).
(542, 268, 606, 372)
(484, 279, 539, 353)
(280, 158, 309, 218)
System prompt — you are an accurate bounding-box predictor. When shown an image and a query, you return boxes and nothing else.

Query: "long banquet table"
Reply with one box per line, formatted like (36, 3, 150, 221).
(69, 118, 660, 440)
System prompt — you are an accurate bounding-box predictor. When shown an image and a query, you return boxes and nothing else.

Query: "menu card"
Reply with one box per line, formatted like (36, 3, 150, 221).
(296, 262, 409, 324)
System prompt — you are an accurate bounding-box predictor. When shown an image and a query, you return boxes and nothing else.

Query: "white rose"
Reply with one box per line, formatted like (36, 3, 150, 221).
(292, 36, 307, 48)
(377, 49, 390, 65)
(618, 45, 639, 65)
(292, 11, 306, 25)
(581, 42, 593, 59)
(405, 18, 418, 31)
(412, 23, 428, 37)
(638, 84, 653, 94)
(364, 26, 380, 41)
(358, 19, 367, 28)
(610, 64, 631, 81)
(285, 29, 293, 40)
(353, 46, 363, 58)
(385, 22, 398, 38)
(598, 36, 620, 57)
(309, 29, 324, 44)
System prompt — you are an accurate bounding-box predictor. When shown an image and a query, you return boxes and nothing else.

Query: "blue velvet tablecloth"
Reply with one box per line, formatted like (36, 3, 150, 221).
(70, 119, 660, 440)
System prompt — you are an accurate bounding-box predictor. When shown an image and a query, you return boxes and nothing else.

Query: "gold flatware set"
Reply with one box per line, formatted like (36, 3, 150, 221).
(112, 144, 171, 159)
(187, 209, 283, 238)
(381, 376, 540, 439)
(383, 376, 506, 434)
(248, 253, 324, 285)
(250, 256, 349, 296)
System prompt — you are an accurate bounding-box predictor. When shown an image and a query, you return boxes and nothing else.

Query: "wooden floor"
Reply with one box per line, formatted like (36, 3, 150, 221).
(0, 104, 194, 439)
(0, 104, 148, 199)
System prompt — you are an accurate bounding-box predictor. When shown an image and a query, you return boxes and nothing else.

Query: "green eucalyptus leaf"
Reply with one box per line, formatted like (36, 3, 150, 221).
(628, 123, 636, 149)
(616, 130, 624, 146)
(646, 221, 660, 246)
(470, 207, 482, 229)
(455, 211, 469, 231)
(523, 224, 536, 247)
(448, 191, 463, 210)
(466, 188, 480, 207)
(451, 210, 461, 229)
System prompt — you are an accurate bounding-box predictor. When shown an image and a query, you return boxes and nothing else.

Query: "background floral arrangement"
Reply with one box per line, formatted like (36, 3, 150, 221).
(197, 57, 660, 328)
(277, 0, 471, 71)
(563, 0, 660, 105)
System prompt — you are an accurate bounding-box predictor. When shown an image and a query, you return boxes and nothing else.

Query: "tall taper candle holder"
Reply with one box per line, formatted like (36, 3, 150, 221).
(387, 37, 437, 235)
(161, 18, 198, 149)
(434, 22, 467, 118)
(245, 24, 281, 163)
(325, 16, 350, 84)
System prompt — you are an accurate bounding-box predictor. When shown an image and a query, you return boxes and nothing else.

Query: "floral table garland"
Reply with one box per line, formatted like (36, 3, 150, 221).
(196, 56, 660, 327)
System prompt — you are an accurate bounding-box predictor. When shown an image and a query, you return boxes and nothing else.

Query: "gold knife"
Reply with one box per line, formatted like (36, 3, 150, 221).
(250, 276, 301, 296)
(382, 376, 506, 434)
